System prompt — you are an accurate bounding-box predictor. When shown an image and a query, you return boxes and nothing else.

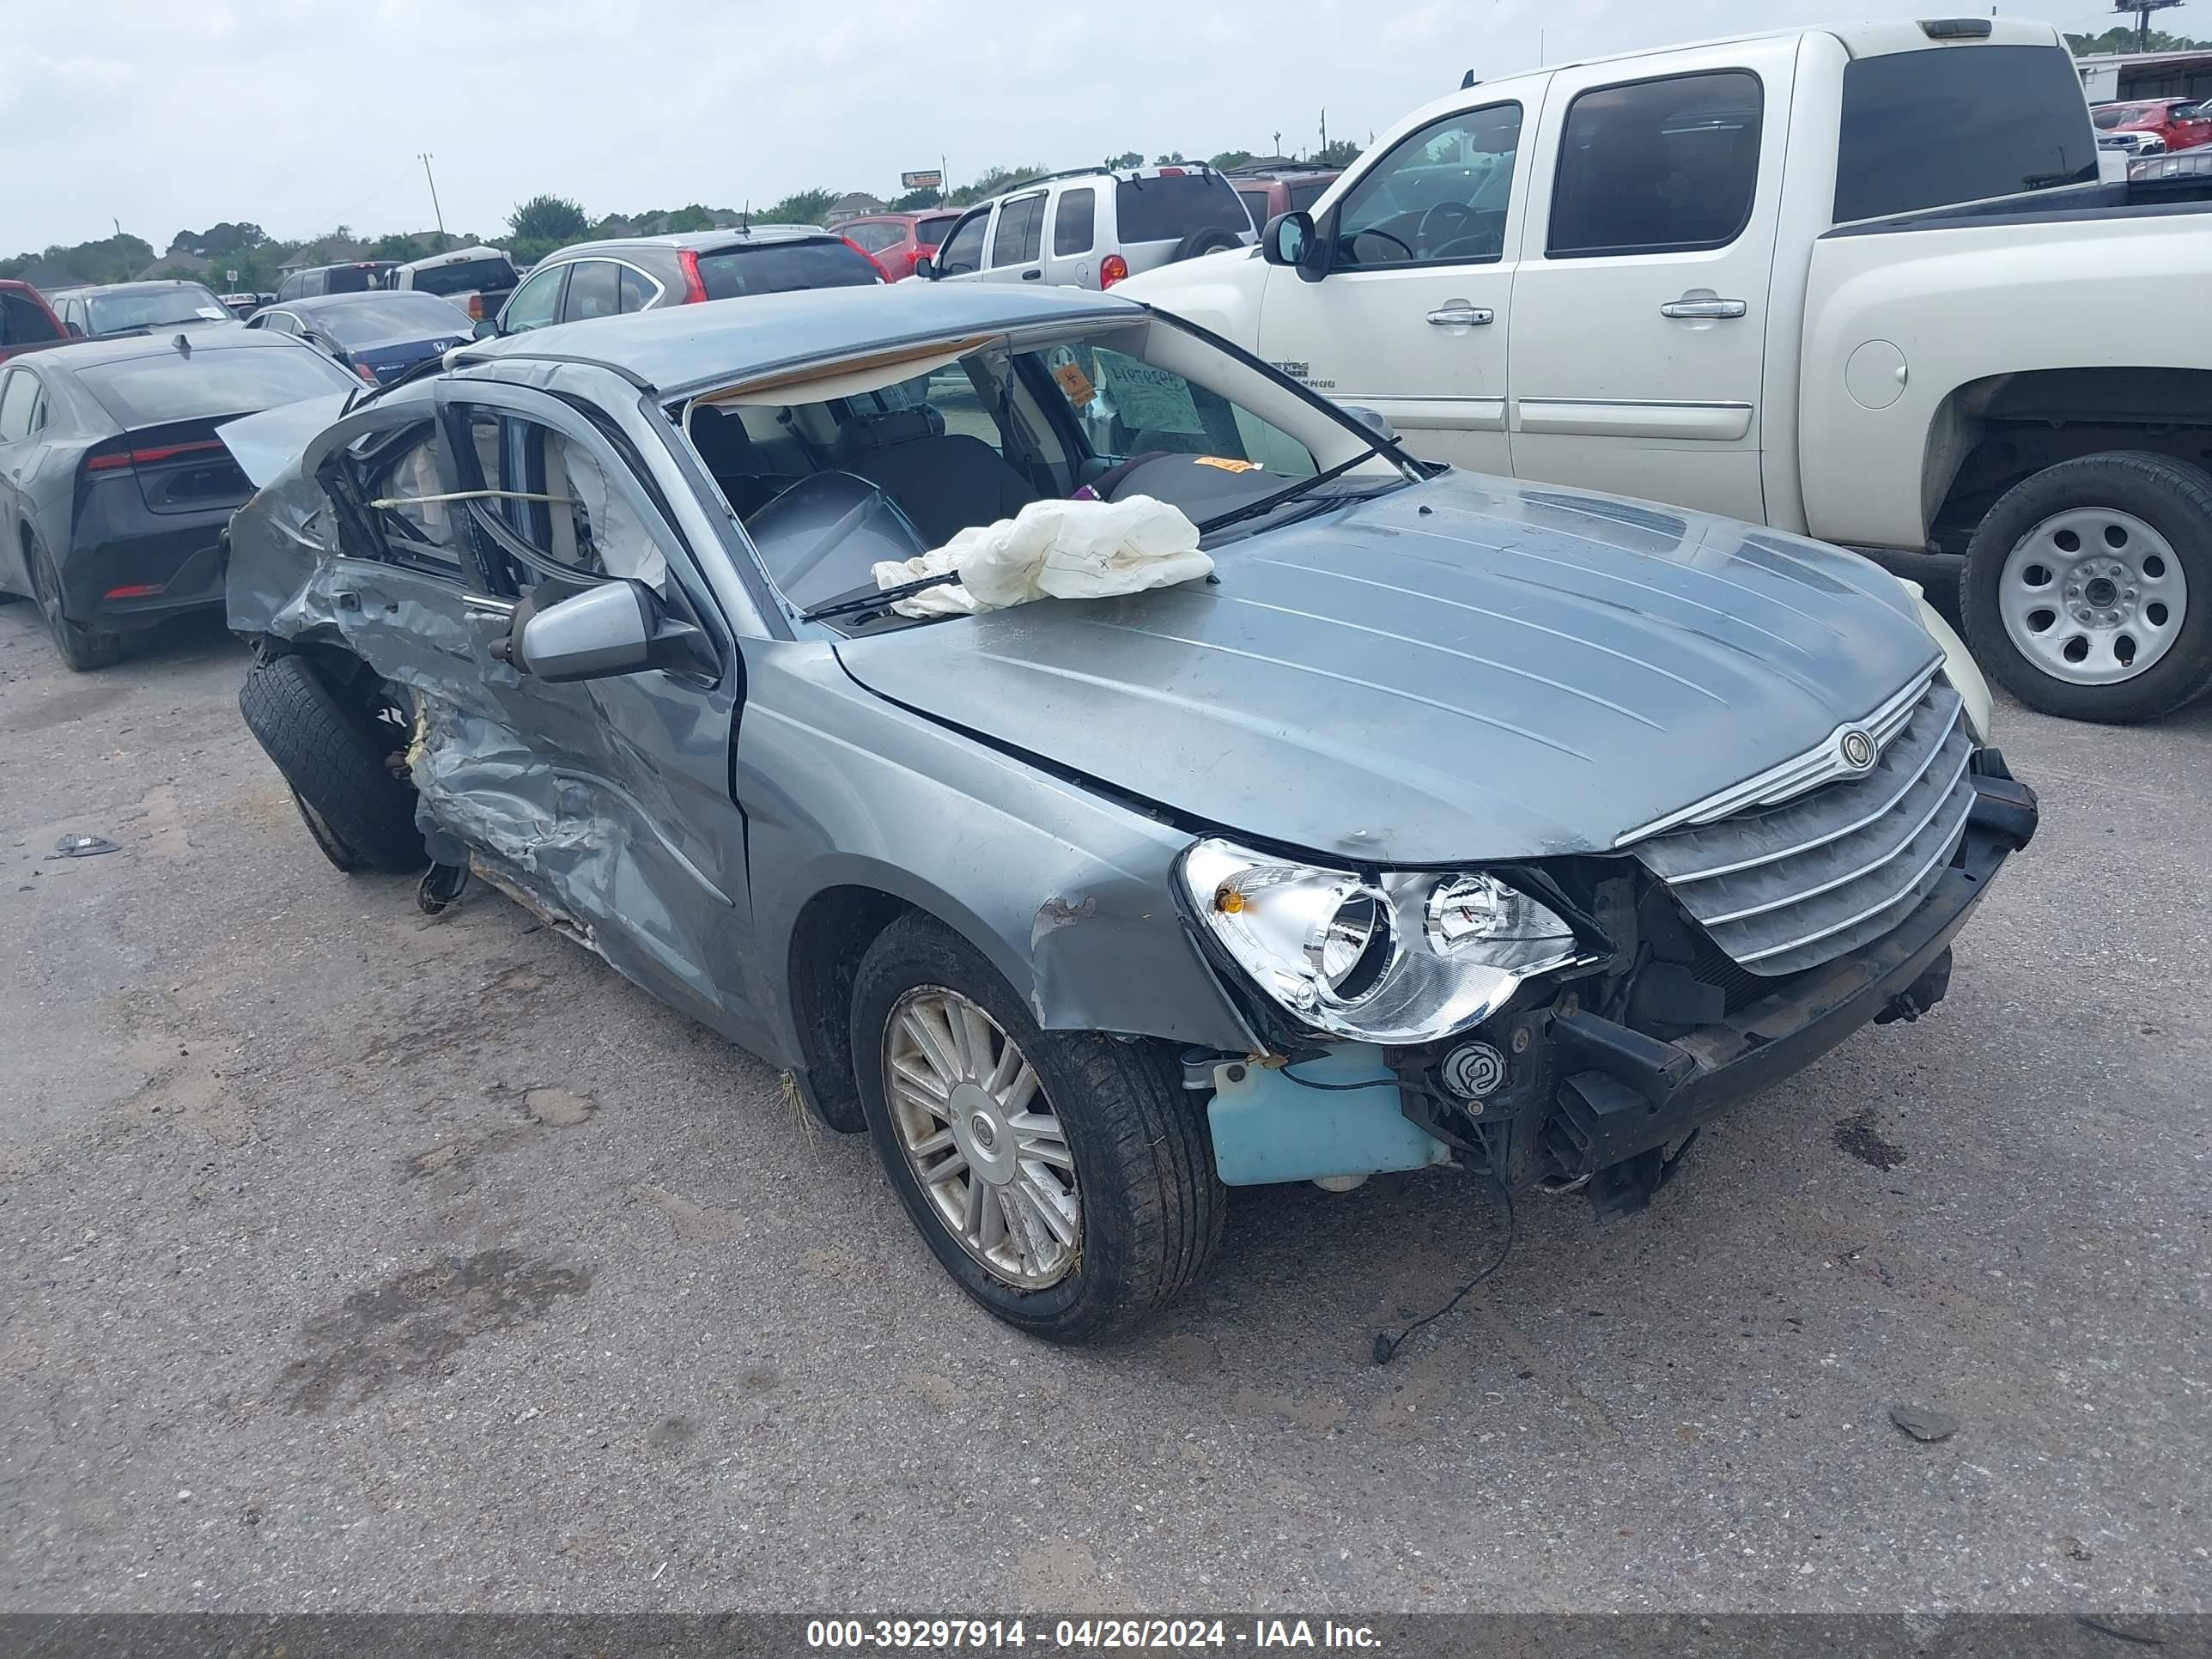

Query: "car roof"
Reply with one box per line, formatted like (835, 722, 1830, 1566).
(64, 279, 217, 297)
(24, 325, 301, 374)
(394, 245, 511, 270)
(543, 228, 836, 258)
(459, 282, 1141, 397)
(277, 291, 452, 313)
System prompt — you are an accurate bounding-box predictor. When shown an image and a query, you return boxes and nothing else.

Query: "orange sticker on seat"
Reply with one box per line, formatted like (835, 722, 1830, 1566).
(1054, 362, 1097, 408)
(1194, 456, 1262, 472)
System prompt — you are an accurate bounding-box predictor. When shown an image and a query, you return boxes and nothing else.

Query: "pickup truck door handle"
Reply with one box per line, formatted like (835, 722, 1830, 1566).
(1425, 304, 1494, 326)
(1659, 297, 1748, 319)
(1021, 269, 1042, 281)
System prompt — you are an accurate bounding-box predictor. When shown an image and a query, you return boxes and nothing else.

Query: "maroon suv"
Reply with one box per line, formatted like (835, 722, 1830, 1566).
(1227, 167, 1341, 234)
(836, 211, 965, 281)
(0, 281, 69, 364)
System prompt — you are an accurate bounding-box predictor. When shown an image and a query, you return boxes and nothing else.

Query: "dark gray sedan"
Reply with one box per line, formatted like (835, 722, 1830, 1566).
(218, 284, 2036, 1342)
(0, 329, 357, 667)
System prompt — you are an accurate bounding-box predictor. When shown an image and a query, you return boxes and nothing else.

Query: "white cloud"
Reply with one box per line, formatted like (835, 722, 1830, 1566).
(3, 0, 2035, 252)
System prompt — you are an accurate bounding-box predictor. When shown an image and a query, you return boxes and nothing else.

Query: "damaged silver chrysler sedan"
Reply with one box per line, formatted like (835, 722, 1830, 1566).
(220, 283, 2038, 1341)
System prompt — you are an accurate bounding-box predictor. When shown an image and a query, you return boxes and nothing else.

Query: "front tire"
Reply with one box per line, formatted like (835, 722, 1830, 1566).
(849, 913, 1223, 1342)
(1960, 451, 2212, 722)
(239, 652, 428, 874)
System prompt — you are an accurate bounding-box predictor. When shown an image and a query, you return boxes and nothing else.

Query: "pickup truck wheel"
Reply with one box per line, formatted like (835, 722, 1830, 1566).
(849, 913, 1223, 1342)
(238, 653, 428, 875)
(1962, 452, 2212, 722)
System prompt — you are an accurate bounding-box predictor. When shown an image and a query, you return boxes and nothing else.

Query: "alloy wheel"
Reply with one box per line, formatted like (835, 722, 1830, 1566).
(881, 986, 1080, 1289)
(1998, 507, 2189, 685)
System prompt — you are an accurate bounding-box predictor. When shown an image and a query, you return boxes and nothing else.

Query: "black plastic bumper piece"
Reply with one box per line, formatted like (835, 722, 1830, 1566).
(1549, 811, 2030, 1177)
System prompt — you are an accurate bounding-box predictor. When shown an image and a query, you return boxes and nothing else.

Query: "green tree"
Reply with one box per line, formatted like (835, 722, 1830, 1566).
(760, 188, 839, 226)
(664, 203, 716, 233)
(0, 232, 156, 285)
(1109, 151, 1143, 169)
(1208, 149, 1255, 170)
(1314, 138, 1362, 167)
(1153, 151, 1187, 166)
(947, 165, 1048, 207)
(506, 193, 588, 248)
(2069, 26, 2209, 52)
(890, 186, 942, 211)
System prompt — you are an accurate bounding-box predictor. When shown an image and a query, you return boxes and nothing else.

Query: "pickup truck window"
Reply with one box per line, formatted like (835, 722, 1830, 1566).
(1334, 102, 1522, 267)
(1548, 70, 1763, 258)
(1834, 44, 2098, 223)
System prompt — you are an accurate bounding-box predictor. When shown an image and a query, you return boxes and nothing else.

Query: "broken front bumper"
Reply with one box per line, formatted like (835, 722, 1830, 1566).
(1545, 766, 2036, 1183)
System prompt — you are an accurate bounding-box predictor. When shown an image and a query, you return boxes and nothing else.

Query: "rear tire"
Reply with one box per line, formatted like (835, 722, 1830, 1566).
(28, 538, 123, 672)
(239, 652, 427, 874)
(850, 913, 1223, 1342)
(1960, 451, 2212, 723)
(1170, 228, 1243, 262)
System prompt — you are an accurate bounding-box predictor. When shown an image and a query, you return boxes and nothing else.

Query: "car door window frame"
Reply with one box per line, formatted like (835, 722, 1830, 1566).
(500, 263, 571, 332)
(934, 208, 992, 276)
(1051, 186, 1097, 257)
(1545, 67, 1765, 259)
(560, 258, 624, 325)
(433, 380, 730, 667)
(1322, 100, 1524, 272)
(0, 368, 38, 442)
(989, 192, 1046, 268)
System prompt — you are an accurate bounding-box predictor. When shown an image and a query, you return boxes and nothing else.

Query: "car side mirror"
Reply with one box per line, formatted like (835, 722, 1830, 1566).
(496, 579, 712, 684)
(64, 322, 83, 338)
(913, 254, 937, 281)
(1262, 210, 1326, 282)
(471, 317, 498, 341)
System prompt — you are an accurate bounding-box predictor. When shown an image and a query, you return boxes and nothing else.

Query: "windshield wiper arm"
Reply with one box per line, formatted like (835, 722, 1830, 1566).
(801, 569, 964, 623)
(1195, 443, 1387, 536)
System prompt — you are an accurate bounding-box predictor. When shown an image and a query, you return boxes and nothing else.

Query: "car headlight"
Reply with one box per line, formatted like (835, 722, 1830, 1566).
(1180, 838, 1583, 1044)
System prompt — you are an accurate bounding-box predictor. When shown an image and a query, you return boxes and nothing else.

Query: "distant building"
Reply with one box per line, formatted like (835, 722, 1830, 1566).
(825, 191, 888, 226)
(2078, 47, 2212, 103)
(137, 246, 212, 279)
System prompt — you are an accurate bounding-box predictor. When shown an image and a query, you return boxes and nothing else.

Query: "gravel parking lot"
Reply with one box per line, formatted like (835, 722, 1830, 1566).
(2, 599, 2207, 1615)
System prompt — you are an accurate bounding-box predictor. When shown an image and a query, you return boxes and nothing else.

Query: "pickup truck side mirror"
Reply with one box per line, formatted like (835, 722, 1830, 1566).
(1262, 210, 1327, 283)
(471, 317, 499, 341)
(64, 321, 83, 338)
(913, 254, 937, 281)
(496, 578, 714, 684)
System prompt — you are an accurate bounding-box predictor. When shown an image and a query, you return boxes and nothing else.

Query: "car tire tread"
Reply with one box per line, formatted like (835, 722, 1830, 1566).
(239, 652, 427, 875)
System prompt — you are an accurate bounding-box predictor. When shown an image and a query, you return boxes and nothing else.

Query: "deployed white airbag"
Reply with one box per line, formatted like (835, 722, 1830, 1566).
(871, 494, 1212, 618)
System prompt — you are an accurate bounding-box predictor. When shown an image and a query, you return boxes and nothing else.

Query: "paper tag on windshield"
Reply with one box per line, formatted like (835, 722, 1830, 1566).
(1195, 456, 1261, 472)
(1103, 362, 1206, 435)
(1053, 362, 1097, 409)
(196, 307, 227, 320)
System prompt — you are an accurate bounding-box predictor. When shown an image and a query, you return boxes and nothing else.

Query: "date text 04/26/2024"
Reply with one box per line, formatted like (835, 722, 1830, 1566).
(805, 1620, 1382, 1650)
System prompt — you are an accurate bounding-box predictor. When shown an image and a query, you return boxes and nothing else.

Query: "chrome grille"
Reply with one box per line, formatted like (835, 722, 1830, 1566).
(1633, 681, 1973, 977)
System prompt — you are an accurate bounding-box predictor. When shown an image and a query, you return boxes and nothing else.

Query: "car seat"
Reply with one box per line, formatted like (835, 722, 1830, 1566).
(830, 407, 1039, 547)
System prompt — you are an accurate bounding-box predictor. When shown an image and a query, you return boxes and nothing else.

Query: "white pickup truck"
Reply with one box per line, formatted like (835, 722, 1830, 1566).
(1122, 18, 2212, 723)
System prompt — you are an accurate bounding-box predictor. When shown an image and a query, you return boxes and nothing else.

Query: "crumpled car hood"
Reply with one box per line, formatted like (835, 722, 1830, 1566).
(831, 472, 1942, 864)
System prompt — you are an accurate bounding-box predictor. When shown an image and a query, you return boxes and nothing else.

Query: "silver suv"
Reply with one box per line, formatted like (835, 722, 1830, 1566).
(920, 164, 1252, 291)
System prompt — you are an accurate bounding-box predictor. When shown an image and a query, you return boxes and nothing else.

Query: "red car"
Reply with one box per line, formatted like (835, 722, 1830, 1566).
(0, 280, 69, 365)
(836, 210, 966, 281)
(2094, 98, 2212, 155)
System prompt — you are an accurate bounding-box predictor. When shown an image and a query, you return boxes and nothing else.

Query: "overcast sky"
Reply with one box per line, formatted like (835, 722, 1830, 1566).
(5, 0, 2118, 252)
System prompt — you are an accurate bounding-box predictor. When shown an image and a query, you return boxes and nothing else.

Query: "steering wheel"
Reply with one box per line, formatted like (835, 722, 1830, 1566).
(1417, 201, 1480, 258)
(1345, 227, 1413, 264)
(1427, 230, 1503, 263)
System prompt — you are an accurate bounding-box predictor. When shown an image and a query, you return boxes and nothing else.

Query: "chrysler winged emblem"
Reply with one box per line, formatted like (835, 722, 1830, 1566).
(1837, 726, 1877, 772)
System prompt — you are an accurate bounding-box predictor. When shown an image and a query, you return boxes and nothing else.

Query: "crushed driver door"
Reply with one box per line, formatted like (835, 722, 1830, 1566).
(424, 375, 762, 1046)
